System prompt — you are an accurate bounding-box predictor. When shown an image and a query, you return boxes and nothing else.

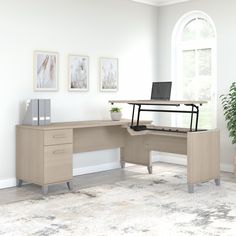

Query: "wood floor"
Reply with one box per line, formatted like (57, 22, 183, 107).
(0, 162, 235, 205)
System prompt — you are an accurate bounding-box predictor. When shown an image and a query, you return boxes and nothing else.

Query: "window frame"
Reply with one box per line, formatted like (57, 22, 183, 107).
(171, 11, 217, 128)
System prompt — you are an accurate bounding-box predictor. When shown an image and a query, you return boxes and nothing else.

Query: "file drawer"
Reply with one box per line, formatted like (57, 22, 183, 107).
(44, 129, 72, 146)
(44, 144, 73, 184)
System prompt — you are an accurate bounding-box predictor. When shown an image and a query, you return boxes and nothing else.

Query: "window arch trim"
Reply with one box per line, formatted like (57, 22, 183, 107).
(171, 11, 217, 128)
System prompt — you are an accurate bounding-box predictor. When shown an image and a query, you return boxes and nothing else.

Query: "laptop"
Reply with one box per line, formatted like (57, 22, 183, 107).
(151, 82, 172, 100)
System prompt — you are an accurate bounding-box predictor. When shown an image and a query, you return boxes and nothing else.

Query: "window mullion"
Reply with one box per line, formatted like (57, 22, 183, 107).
(173, 12, 217, 129)
(195, 48, 199, 100)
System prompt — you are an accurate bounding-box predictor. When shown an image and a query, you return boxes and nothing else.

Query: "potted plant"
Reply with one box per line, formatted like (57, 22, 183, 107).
(221, 82, 236, 144)
(220, 82, 236, 173)
(110, 107, 122, 121)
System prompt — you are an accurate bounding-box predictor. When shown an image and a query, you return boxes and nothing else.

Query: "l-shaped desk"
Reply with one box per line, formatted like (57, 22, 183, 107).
(16, 118, 220, 194)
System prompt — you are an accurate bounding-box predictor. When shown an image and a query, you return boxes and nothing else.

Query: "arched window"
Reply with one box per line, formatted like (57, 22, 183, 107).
(172, 11, 217, 129)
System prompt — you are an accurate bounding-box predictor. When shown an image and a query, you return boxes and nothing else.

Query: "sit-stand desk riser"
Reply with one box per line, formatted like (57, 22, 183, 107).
(16, 118, 220, 194)
(109, 100, 207, 132)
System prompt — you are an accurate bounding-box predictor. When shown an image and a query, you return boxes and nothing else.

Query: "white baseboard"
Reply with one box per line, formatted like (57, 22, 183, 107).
(220, 164, 234, 173)
(0, 159, 153, 190)
(0, 162, 121, 190)
(152, 152, 234, 173)
(0, 178, 17, 190)
(0, 159, 234, 190)
(73, 162, 121, 176)
(153, 153, 187, 166)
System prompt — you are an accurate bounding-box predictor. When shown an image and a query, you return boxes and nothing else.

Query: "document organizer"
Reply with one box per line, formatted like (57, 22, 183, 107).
(22, 99, 51, 126)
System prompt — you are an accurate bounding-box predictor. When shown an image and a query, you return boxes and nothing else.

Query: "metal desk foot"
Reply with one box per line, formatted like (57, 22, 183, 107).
(188, 184, 194, 193)
(17, 179, 23, 187)
(147, 166, 153, 174)
(67, 181, 73, 191)
(120, 161, 126, 169)
(42, 186, 48, 195)
(215, 178, 221, 186)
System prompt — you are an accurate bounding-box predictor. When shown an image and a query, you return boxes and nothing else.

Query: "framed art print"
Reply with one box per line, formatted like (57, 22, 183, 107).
(100, 57, 118, 92)
(34, 51, 58, 91)
(68, 55, 89, 91)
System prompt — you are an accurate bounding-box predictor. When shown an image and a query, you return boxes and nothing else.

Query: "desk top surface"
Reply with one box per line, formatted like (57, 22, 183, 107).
(17, 119, 152, 130)
(109, 100, 207, 105)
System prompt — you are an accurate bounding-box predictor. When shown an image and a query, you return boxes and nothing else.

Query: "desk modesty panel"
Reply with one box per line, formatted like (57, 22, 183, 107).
(16, 120, 220, 194)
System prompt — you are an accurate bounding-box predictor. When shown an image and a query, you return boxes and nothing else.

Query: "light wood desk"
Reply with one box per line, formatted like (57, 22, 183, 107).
(16, 120, 149, 194)
(123, 125, 220, 193)
(16, 119, 220, 194)
(109, 99, 220, 193)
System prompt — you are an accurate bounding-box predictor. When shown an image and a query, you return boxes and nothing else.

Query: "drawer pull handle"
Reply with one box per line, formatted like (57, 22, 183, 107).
(53, 150, 65, 155)
(53, 135, 65, 139)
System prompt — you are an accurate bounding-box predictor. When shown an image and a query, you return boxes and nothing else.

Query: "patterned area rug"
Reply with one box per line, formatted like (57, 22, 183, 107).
(0, 171, 236, 236)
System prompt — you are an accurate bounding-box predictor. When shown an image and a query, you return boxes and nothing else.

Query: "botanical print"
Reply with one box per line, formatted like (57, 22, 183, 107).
(100, 58, 118, 92)
(34, 51, 58, 91)
(69, 55, 89, 91)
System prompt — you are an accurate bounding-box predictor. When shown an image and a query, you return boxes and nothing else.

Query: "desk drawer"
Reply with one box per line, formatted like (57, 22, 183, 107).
(44, 144, 72, 184)
(44, 129, 72, 146)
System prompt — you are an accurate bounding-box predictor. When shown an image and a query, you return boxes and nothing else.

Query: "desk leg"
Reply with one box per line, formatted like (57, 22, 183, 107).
(120, 148, 125, 168)
(137, 105, 141, 126)
(215, 178, 221, 186)
(131, 105, 136, 128)
(188, 184, 194, 193)
(190, 106, 194, 131)
(120, 161, 126, 168)
(42, 186, 48, 195)
(195, 105, 199, 131)
(16, 179, 23, 187)
(147, 166, 152, 174)
(67, 181, 73, 191)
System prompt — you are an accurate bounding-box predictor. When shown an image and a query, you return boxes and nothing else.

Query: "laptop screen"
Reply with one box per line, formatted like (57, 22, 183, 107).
(151, 82, 172, 100)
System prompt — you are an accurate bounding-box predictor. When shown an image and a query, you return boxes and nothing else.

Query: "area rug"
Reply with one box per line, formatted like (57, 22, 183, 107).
(0, 171, 236, 236)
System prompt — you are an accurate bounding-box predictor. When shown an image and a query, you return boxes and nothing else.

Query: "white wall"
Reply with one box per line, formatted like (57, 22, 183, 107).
(0, 0, 159, 186)
(157, 0, 236, 171)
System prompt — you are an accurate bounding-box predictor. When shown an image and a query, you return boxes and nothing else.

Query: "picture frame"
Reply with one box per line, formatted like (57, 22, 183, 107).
(34, 51, 58, 91)
(100, 57, 118, 92)
(68, 55, 89, 91)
